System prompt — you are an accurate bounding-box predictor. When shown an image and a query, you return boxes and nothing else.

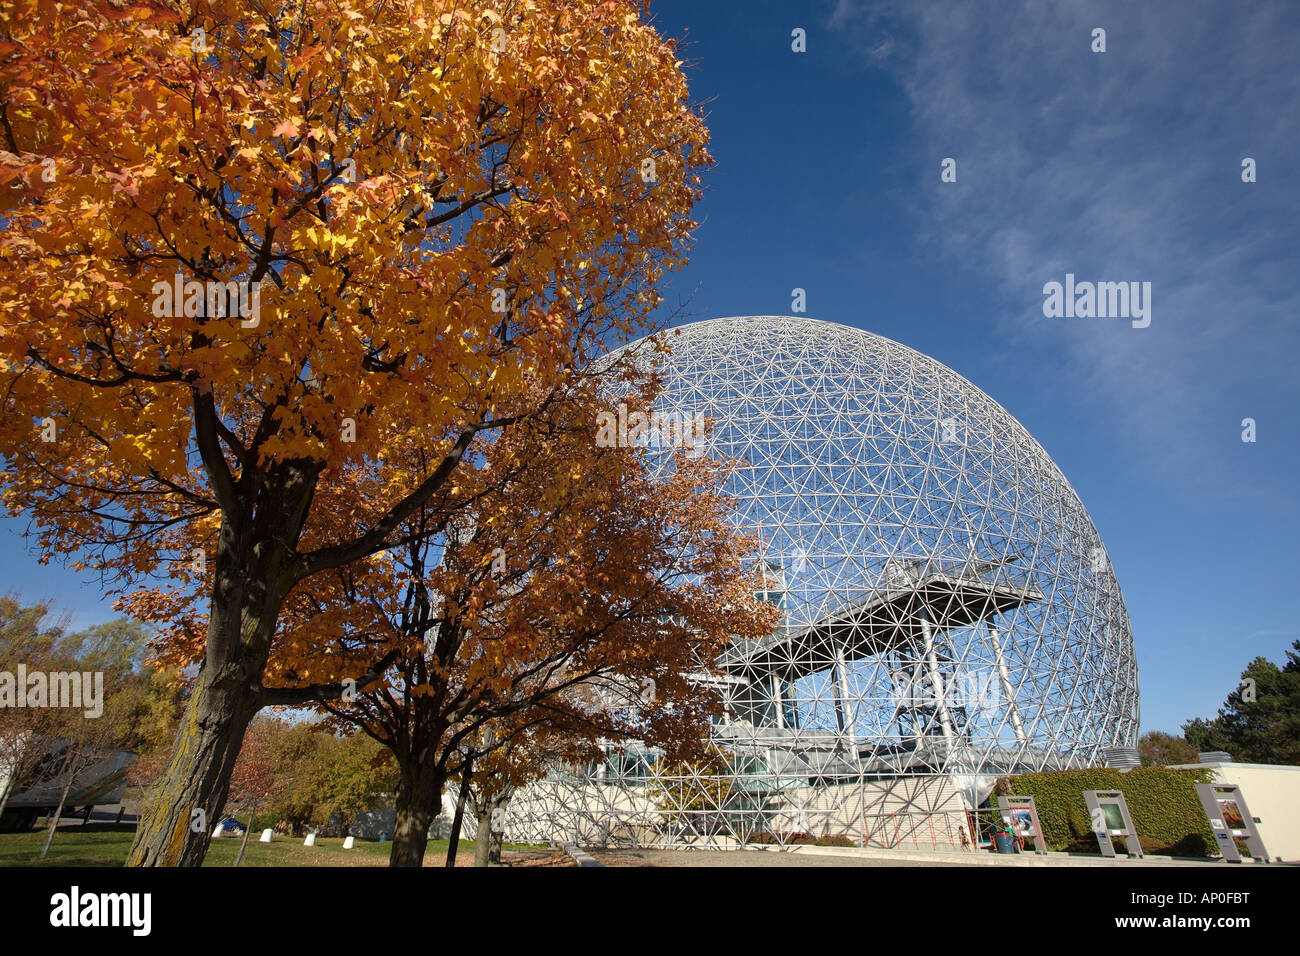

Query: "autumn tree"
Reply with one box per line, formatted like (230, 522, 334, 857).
(225, 716, 393, 860)
(1137, 730, 1199, 767)
(462, 726, 535, 867)
(0, 612, 148, 854)
(226, 715, 290, 865)
(215, 373, 777, 867)
(0, 598, 68, 824)
(37, 677, 136, 859)
(0, 605, 154, 827)
(0, 0, 710, 865)
(457, 716, 616, 866)
(651, 743, 769, 841)
(289, 727, 395, 835)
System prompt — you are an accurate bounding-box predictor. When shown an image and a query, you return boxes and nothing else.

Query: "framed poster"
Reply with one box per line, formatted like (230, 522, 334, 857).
(998, 796, 1047, 855)
(1218, 799, 1246, 832)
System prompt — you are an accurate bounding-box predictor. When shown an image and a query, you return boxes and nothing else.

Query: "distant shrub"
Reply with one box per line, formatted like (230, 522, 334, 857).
(743, 830, 858, 848)
(814, 833, 855, 847)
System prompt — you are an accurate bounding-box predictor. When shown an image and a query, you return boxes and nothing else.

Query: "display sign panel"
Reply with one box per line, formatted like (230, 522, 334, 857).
(1195, 783, 1269, 863)
(1083, 790, 1142, 859)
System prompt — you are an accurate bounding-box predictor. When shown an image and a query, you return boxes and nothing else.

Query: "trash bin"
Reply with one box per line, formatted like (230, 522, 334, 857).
(994, 830, 1017, 853)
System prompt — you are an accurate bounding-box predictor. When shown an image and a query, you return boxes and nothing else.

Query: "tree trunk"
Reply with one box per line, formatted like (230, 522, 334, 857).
(233, 807, 255, 867)
(473, 802, 492, 867)
(126, 649, 266, 866)
(487, 786, 513, 865)
(445, 763, 472, 868)
(127, 480, 310, 867)
(39, 768, 75, 859)
(467, 779, 513, 868)
(389, 760, 442, 867)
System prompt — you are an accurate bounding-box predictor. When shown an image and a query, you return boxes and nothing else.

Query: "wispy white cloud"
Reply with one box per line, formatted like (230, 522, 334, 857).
(828, 0, 1300, 494)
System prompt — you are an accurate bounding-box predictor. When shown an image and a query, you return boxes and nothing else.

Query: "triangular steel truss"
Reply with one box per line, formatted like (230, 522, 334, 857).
(502, 316, 1138, 849)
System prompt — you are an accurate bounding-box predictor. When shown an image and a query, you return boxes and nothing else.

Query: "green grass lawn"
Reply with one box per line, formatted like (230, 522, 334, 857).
(0, 823, 520, 867)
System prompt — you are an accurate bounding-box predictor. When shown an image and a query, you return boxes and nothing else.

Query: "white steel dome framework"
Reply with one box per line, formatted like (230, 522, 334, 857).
(506, 315, 1138, 850)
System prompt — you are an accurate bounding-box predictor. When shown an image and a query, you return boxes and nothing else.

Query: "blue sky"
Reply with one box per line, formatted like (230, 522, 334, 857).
(632, 0, 1299, 734)
(3, 0, 1297, 737)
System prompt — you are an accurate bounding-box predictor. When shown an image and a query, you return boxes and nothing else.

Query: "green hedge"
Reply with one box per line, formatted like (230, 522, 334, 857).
(994, 766, 1218, 857)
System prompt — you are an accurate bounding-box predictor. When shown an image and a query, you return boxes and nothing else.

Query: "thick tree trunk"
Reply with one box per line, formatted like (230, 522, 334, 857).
(486, 787, 513, 866)
(473, 803, 492, 867)
(127, 474, 310, 867)
(389, 760, 442, 867)
(126, 649, 266, 866)
(489, 816, 505, 864)
(468, 780, 513, 867)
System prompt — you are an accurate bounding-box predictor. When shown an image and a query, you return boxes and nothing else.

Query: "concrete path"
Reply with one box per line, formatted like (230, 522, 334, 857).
(589, 845, 1262, 867)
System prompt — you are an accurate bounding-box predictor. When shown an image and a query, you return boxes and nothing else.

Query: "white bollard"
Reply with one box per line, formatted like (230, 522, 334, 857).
(259, 828, 273, 843)
(304, 832, 316, 847)
(342, 836, 355, 849)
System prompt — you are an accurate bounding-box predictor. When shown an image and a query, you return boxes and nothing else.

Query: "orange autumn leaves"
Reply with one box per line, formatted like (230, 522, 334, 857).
(276, 381, 779, 762)
(0, 0, 711, 582)
(0, 1, 769, 826)
(0, 0, 731, 867)
(124, 374, 778, 758)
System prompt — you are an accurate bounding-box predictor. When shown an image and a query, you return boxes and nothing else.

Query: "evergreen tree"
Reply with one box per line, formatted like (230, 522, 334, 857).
(1182, 640, 1300, 765)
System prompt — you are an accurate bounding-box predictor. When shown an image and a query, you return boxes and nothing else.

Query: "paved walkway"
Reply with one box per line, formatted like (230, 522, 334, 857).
(591, 845, 1252, 867)
(593, 848, 945, 867)
(762, 844, 1239, 867)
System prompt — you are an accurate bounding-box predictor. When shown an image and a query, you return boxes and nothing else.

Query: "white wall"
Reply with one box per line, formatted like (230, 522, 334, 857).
(1172, 762, 1300, 862)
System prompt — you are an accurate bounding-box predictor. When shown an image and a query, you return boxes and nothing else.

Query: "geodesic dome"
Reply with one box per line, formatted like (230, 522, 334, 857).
(652, 313, 1135, 751)
(508, 315, 1139, 848)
